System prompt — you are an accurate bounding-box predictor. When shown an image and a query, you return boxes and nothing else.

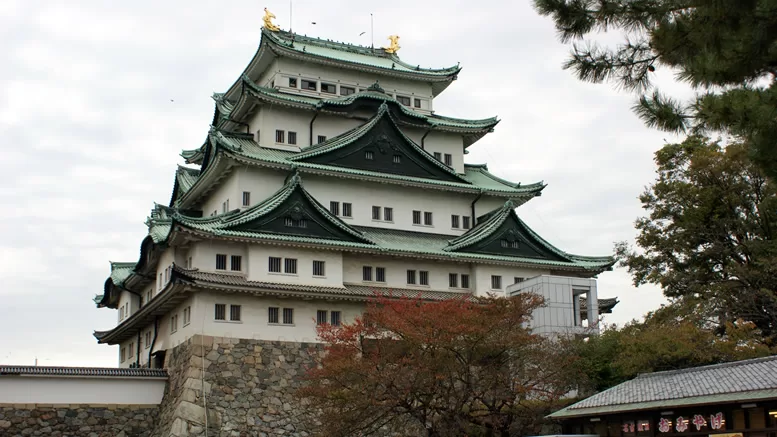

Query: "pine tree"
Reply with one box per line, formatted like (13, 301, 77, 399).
(533, 0, 777, 178)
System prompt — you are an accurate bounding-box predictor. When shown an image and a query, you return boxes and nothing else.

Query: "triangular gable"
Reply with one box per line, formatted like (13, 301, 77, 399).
(290, 104, 469, 184)
(446, 201, 571, 262)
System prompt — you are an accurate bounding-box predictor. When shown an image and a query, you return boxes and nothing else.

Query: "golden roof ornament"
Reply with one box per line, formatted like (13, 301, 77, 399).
(263, 8, 280, 32)
(384, 35, 400, 54)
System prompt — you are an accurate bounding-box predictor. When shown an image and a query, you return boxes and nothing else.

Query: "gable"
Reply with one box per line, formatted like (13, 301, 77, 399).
(228, 190, 365, 242)
(463, 216, 569, 261)
(298, 115, 464, 183)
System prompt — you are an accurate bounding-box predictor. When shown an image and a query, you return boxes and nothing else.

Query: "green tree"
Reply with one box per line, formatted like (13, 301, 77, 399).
(533, 0, 777, 178)
(614, 136, 777, 338)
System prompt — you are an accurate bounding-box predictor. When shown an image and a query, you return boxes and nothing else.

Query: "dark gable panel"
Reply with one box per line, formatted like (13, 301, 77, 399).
(301, 116, 463, 183)
(465, 218, 568, 261)
(229, 191, 362, 242)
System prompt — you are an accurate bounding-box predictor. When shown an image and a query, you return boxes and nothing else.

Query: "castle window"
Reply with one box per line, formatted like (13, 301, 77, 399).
(461, 274, 470, 289)
(414, 98, 421, 108)
(451, 215, 460, 228)
(362, 266, 373, 281)
(313, 260, 326, 277)
(384, 207, 393, 222)
(340, 86, 355, 96)
(412, 210, 422, 224)
(187, 257, 192, 269)
(365, 150, 374, 160)
(407, 270, 416, 285)
(342, 203, 352, 217)
(491, 275, 502, 290)
(183, 306, 191, 326)
(129, 342, 135, 357)
(419, 271, 429, 286)
(288, 131, 297, 145)
(275, 130, 285, 143)
(144, 331, 152, 348)
(321, 82, 337, 94)
(500, 239, 520, 249)
(230, 304, 241, 321)
(393, 154, 401, 164)
(514, 277, 524, 284)
(444, 154, 452, 166)
(146, 289, 152, 304)
(119, 306, 124, 320)
(120, 347, 126, 362)
(268, 307, 279, 324)
(376, 267, 386, 282)
(288, 78, 297, 88)
(330, 311, 342, 326)
(284, 258, 298, 274)
(433, 152, 441, 161)
(254, 129, 260, 142)
(242, 191, 250, 207)
(215, 304, 226, 320)
(449, 273, 458, 288)
(317, 135, 327, 143)
(284, 217, 307, 228)
(301, 79, 317, 91)
(317, 310, 327, 325)
(170, 314, 178, 333)
(216, 254, 227, 270)
(230, 255, 242, 271)
(396, 95, 411, 106)
(424, 212, 433, 226)
(283, 308, 294, 324)
(330, 201, 340, 216)
(268, 257, 282, 273)
(463, 216, 471, 229)
(372, 206, 381, 220)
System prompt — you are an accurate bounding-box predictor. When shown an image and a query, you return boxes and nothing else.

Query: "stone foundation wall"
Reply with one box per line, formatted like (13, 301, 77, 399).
(153, 335, 323, 436)
(0, 403, 158, 437)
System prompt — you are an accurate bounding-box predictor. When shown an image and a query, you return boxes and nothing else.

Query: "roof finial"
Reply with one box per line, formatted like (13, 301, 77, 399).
(384, 35, 400, 54)
(263, 8, 280, 32)
(366, 81, 385, 93)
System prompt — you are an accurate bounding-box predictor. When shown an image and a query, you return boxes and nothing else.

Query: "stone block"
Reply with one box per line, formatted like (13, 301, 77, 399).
(183, 378, 213, 394)
(174, 401, 206, 426)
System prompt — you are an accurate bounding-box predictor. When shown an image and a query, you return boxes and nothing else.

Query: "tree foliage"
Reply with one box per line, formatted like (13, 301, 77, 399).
(533, 0, 777, 178)
(614, 136, 777, 338)
(299, 295, 582, 437)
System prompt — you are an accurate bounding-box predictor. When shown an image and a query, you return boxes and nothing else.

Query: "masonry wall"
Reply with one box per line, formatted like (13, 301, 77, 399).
(0, 404, 158, 437)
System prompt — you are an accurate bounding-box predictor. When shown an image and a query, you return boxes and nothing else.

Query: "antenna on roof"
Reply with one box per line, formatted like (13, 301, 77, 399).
(370, 13, 374, 49)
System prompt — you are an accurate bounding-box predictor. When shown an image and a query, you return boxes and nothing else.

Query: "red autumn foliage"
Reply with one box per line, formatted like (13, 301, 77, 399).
(298, 293, 582, 437)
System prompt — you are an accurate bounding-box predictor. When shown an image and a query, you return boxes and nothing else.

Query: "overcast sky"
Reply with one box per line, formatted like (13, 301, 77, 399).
(0, 0, 688, 367)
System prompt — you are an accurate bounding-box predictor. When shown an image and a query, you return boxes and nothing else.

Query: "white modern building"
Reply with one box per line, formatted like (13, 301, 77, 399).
(94, 23, 617, 368)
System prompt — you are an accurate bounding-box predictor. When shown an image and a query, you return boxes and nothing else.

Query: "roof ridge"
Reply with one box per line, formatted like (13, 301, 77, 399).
(636, 355, 777, 379)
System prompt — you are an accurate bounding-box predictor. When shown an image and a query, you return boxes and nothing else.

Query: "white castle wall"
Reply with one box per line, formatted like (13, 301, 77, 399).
(0, 375, 165, 405)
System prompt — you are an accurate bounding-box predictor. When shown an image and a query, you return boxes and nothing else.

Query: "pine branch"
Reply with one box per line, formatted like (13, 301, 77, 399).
(633, 90, 691, 132)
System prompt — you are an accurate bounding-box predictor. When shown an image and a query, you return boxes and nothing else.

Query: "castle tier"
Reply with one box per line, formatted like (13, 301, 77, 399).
(93, 28, 617, 368)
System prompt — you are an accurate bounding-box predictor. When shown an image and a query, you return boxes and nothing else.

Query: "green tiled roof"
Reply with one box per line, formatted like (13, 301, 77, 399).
(108, 261, 135, 287)
(263, 29, 460, 79)
(169, 165, 201, 205)
(181, 145, 205, 164)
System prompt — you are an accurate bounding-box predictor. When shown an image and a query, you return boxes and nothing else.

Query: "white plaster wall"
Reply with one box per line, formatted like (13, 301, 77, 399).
(155, 248, 177, 293)
(192, 291, 365, 343)
(471, 265, 550, 297)
(199, 169, 239, 217)
(160, 296, 196, 352)
(189, 241, 248, 274)
(247, 245, 343, 287)
(247, 107, 363, 150)
(0, 376, 166, 405)
(116, 291, 139, 324)
(404, 128, 465, 174)
(507, 275, 598, 335)
(233, 166, 288, 209)
(343, 254, 473, 293)
(303, 174, 475, 235)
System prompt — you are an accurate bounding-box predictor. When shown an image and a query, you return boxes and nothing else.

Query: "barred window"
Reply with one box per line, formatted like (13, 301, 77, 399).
(284, 217, 307, 228)
(461, 274, 470, 289)
(433, 152, 441, 161)
(376, 267, 386, 282)
(317, 135, 327, 143)
(372, 206, 381, 220)
(230, 305, 241, 321)
(282, 308, 294, 324)
(420, 271, 429, 286)
(215, 304, 226, 321)
(330, 311, 342, 326)
(449, 273, 458, 288)
(491, 275, 502, 290)
(321, 82, 336, 94)
(384, 207, 393, 222)
(284, 258, 298, 274)
(268, 257, 282, 273)
(120, 347, 126, 362)
(407, 270, 416, 285)
(231, 255, 242, 271)
(365, 151, 374, 160)
(414, 98, 421, 108)
(183, 306, 191, 326)
(393, 154, 401, 164)
(313, 260, 326, 277)
(242, 191, 250, 207)
(330, 201, 340, 216)
(268, 307, 279, 324)
(170, 314, 178, 333)
(301, 79, 317, 91)
(444, 153, 452, 166)
(275, 130, 285, 143)
(317, 310, 327, 325)
(463, 216, 471, 229)
(342, 203, 352, 217)
(451, 215, 460, 228)
(514, 277, 525, 284)
(424, 212, 433, 226)
(362, 266, 373, 281)
(340, 86, 355, 96)
(288, 131, 297, 145)
(500, 239, 519, 249)
(396, 95, 411, 106)
(412, 210, 421, 224)
(216, 254, 227, 270)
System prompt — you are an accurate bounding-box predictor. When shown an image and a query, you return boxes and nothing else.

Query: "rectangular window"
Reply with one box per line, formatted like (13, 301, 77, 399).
(145, 331, 151, 349)
(242, 191, 250, 207)
(407, 269, 416, 285)
(288, 77, 297, 88)
(424, 211, 433, 226)
(362, 266, 373, 281)
(365, 150, 374, 160)
(451, 215, 460, 228)
(268, 307, 279, 324)
(215, 303, 226, 320)
(317, 135, 327, 143)
(284, 258, 298, 274)
(461, 274, 470, 289)
(342, 203, 352, 217)
(119, 306, 124, 320)
(183, 306, 191, 326)
(414, 98, 421, 108)
(120, 347, 126, 362)
(396, 95, 411, 106)
(340, 86, 355, 96)
(491, 275, 502, 290)
(313, 260, 326, 277)
(230, 304, 241, 321)
(449, 273, 458, 288)
(393, 154, 401, 164)
(317, 310, 328, 325)
(275, 129, 285, 143)
(216, 254, 227, 270)
(283, 308, 294, 324)
(321, 82, 336, 94)
(444, 153, 452, 166)
(268, 256, 282, 273)
(514, 277, 524, 284)
(158, 273, 163, 290)
(231, 255, 242, 271)
(376, 267, 386, 282)
(287, 131, 297, 145)
(384, 207, 393, 222)
(412, 210, 422, 224)
(372, 206, 381, 220)
(330, 311, 342, 326)
(433, 152, 441, 161)
(170, 314, 178, 333)
(301, 79, 317, 91)
(129, 342, 134, 357)
(285, 217, 307, 228)
(329, 201, 340, 216)
(187, 256, 192, 269)
(463, 216, 471, 229)
(222, 201, 227, 213)
(420, 271, 429, 286)
(147, 290, 152, 304)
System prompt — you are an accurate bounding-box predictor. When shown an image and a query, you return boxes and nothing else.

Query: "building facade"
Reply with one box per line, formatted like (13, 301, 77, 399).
(93, 22, 616, 369)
